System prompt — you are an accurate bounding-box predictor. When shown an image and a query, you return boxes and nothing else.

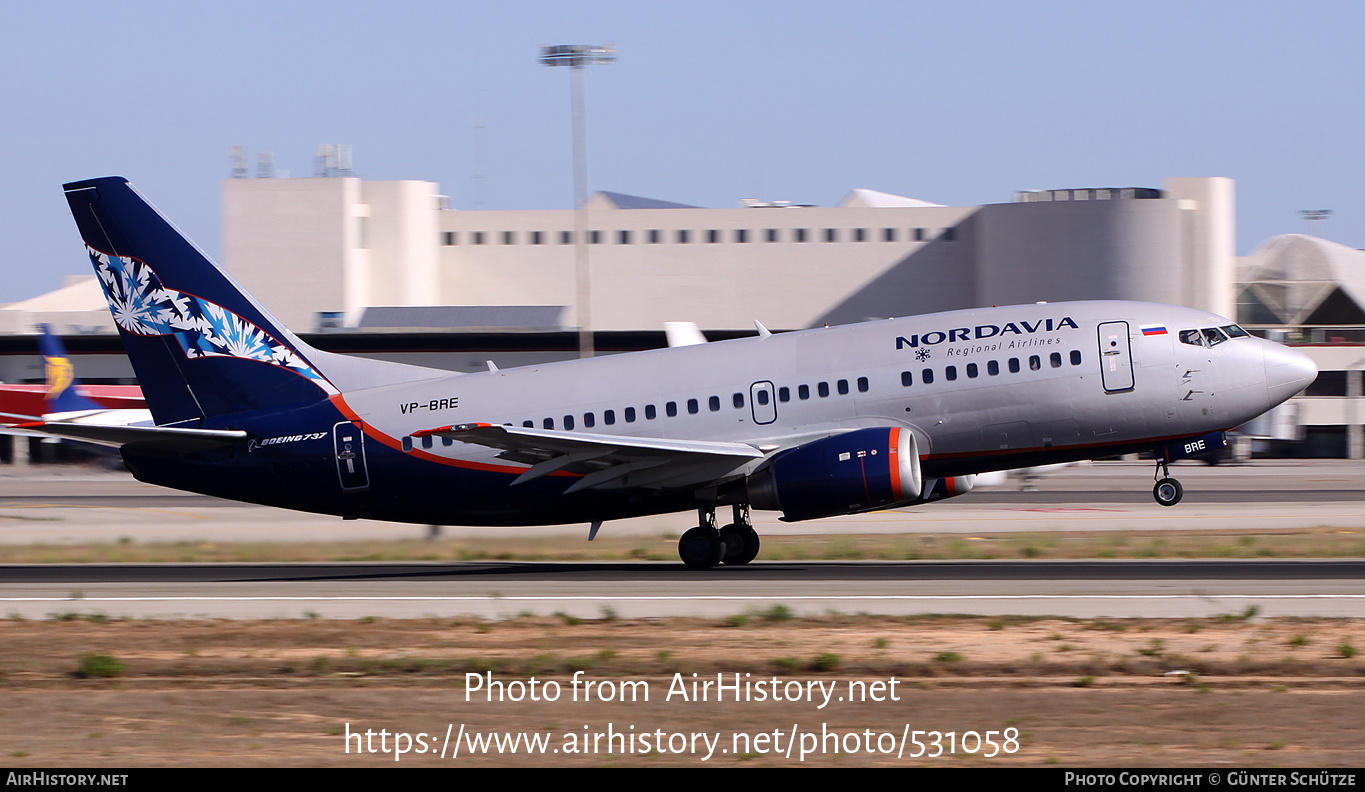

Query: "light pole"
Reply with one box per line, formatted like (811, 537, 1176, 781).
(1300, 209, 1332, 237)
(541, 43, 615, 358)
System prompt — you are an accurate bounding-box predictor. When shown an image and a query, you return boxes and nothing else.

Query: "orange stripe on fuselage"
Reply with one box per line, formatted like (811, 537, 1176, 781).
(326, 394, 577, 477)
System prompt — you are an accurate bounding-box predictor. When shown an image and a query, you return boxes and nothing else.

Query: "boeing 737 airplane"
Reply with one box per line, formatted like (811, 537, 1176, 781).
(0, 324, 145, 424)
(33, 177, 1316, 568)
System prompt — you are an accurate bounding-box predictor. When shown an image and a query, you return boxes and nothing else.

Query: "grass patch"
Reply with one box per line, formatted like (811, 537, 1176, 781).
(759, 604, 793, 623)
(809, 653, 842, 671)
(75, 653, 125, 679)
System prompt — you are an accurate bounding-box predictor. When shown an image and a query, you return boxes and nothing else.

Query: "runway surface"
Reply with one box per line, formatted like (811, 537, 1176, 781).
(0, 461, 1361, 619)
(3, 559, 1361, 620)
(1, 460, 1365, 545)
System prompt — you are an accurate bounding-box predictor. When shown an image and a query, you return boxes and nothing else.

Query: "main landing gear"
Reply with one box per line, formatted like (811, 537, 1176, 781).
(678, 504, 760, 570)
(1152, 459, 1183, 507)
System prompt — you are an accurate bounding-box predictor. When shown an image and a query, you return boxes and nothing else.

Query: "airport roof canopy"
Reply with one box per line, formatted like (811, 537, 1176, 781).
(838, 188, 945, 209)
(1238, 234, 1365, 325)
(358, 305, 568, 331)
(588, 191, 700, 210)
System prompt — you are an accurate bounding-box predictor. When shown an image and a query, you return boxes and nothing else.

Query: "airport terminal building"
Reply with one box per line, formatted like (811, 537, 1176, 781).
(215, 176, 1235, 332)
(1, 173, 1361, 459)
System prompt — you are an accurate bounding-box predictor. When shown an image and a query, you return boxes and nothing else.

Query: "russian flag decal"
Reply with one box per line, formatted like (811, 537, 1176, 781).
(1140, 324, 1168, 336)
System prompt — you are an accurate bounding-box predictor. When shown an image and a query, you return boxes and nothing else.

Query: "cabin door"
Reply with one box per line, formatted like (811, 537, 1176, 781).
(1097, 321, 1135, 393)
(333, 420, 371, 491)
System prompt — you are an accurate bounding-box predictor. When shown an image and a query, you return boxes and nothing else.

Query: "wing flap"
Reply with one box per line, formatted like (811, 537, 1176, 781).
(414, 422, 766, 492)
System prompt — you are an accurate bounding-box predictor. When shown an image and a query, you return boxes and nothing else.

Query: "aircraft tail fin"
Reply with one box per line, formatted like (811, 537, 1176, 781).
(63, 177, 340, 425)
(37, 324, 103, 414)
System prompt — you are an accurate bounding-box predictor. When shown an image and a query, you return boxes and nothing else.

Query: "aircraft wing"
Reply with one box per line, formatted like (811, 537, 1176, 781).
(413, 422, 767, 493)
(10, 421, 246, 452)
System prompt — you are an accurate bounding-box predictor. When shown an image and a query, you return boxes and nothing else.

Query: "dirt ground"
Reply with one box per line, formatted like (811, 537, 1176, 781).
(1, 614, 1362, 766)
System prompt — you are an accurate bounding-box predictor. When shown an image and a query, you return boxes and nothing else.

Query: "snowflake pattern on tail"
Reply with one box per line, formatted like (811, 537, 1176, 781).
(89, 246, 330, 389)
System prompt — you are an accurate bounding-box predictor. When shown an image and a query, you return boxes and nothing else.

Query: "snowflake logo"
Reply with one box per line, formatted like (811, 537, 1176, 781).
(86, 246, 332, 389)
(914, 348, 931, 362)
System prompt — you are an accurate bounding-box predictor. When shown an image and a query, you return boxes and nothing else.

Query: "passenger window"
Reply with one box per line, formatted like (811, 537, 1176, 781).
(604, 410, 615, 426)
(966, 363, 978, 378)
(584, 412, 595, 428)
(523, 420, 533, 428)
(687, 398, 699, 414)
(922, 368, 935, 384)
(945, 366, 957, 381)
(799, 384, 810, 399)
(1050, 352, 1062, 368)
(1029, 355, 1041, 371)
(402, 436, 413, 452)
(857, 377, 869, 392)
(625, 407, 636, 423)
(421, 435, 433, 449)
(818, 382, 830, 397)
(709, 396, 721, 411)
(733, 393, 745, 408)
(837, 379, 849, 395)
(645, 405, 657, 420)
(778, 387, 790, 402)
(757, 390, 770, 406)
(666, 401, 678, 417)
(543, 418, 554, 430)
(442, 436, 453, 446)
(1070, 350, 1082, 365)
(1202, 327, 1228, 346)
(1179, 329, 1204, 347)
(988, 360, 1000, 376)
(901, 371, 913, 387)
(1009, 358, 1021, 373)
(564, 415, 575, 430)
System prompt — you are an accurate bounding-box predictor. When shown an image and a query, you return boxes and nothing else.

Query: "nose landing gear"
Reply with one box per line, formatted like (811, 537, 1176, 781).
(678, 504, 760, 569)
(1152, 459, 1183, 507)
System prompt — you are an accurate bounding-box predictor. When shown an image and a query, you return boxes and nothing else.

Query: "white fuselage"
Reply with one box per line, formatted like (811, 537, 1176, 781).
(339, 300, 1313, 480)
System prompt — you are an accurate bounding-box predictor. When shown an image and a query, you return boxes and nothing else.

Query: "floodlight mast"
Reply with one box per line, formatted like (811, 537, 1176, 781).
(541, 43, 616, 359)
(1300, 209, 1332, 237)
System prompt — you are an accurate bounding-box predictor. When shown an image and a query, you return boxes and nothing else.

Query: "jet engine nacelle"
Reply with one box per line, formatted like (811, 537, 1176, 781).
(747, 427, 923, 522)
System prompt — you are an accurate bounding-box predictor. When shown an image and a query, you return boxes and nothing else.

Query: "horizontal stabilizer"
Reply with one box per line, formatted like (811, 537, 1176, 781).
(12, 421, 246, 451)
(413, 422, 765, 491)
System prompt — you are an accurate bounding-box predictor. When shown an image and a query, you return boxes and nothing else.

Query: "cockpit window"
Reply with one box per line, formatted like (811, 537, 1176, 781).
(1220, 324, 1250, 339)
(1179, 329, 1204, 347)
(1201, 327, 1228, 347)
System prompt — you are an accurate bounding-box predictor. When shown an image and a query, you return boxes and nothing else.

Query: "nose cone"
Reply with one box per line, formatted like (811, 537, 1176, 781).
(1263, 343, 1318, 407)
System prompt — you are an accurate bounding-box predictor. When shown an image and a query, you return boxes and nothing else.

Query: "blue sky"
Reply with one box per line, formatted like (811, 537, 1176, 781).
(2, 1, 1362, 303)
